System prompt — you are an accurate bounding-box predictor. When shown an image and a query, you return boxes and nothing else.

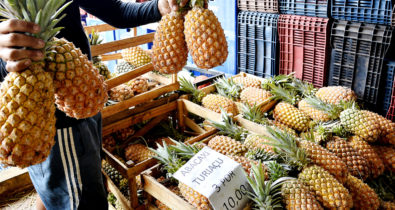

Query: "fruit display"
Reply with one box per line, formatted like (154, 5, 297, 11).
(88, 30, 112, 80)
(109, 84, 135, 102)
(126, 77, 149, 95)
(121, 47, 151, 68)
(115, 60, 135, 75)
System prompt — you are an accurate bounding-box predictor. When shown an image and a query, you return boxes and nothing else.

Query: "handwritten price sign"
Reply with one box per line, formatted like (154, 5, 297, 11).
(173, 147, 251, 210)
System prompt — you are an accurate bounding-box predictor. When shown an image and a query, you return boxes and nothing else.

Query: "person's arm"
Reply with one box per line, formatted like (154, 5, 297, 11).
(78, 0, 162, 29)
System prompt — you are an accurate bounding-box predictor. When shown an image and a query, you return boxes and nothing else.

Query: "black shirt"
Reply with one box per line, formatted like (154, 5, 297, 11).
(0, 0, 162, 128)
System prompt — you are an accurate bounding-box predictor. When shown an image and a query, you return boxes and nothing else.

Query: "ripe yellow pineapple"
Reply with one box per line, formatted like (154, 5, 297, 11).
(152, 12, 187, 74)
(373, 146, 395, 173)
(184, 0, 228, 69)
(109, 84, 134, 102)
(348, 136, 384, 178)
(298, 165, 353, 210)
(201, 94, 238, 116)
(363, 111, 395, 146)
(124, 144, 154, 163)
(127, 77, 148, 95)
(233, 74, 261, 89)
(121, 47, 151, 68)
(272, 121, 298, 137)
(227, 155, 267, 175)
(273, 102, 311, 132)
(244, 134, 274, 153)
(344, 174, 380, 210)
(380, 200, 395, 210)
(298, 98, 331, 122)
(240, 87, 273, 109)
(281, 179, 323, 210)
(0, 0, 63, 168)
(340, 108, 381, 142)
(178, 182, 212, 209)
(46, 38, 108, 119)
(208, 135, 246, 156)
(115, 60, 135, 75)
(326, 137, 370, 180)
(315, 86, 357, 105)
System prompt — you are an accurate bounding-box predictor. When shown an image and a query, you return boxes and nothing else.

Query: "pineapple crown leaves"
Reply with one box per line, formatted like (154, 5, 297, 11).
(245, 148, 281, 163)
(149, 141, 186, 177)
(179, 76, 206, 103)
(289, 78, 317, 98)
(304, 96, 345, 120)
(189, 0, 205, 8)
(261, 74, 295, 91)
(241, 103, 269, 125)
(209, 109, 249, 141)
(214, 77, 242, 101)
(88, 30, 103, 46)
(0, 0, 72, 51)
(246, 162, 292, 210)
(267, 83, 299, 105)
(168, 138, 201, 160)
(262, 126, 310, 170)
(264, 161, 290, 182)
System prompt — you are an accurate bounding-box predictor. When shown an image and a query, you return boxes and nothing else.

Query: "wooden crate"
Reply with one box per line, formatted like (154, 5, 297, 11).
(102, 99, 219, 209)
(84, 24, 179, 119)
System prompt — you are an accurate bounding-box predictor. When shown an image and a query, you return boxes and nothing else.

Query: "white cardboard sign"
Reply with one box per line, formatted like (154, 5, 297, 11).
(173, 147, 251, 210)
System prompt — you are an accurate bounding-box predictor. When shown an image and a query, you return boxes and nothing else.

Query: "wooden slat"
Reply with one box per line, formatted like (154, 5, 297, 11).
(0, 168, 32, 199)
(105, 63, 154, 89)
(84, 24, 117, 33)
(143, 174, 195, 210)
(235, 115, 270, 136)
(91, 33, 154, 56)
(181, 99, 222, 122)
(101, 53, 122, 61)
(184, 117, 206, 134)
(102, 83, 179, 118)
(145, 71, 173, 85)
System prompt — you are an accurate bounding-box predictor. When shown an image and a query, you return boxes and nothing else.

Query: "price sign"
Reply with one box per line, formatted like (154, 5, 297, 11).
(173, 147, 251, 210)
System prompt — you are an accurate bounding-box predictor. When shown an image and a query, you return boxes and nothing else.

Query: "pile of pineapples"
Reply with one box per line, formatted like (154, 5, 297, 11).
(154, 73, 395, 209)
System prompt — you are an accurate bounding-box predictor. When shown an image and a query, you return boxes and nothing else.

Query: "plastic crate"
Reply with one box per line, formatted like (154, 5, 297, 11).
(278, 15, 330, 88)
(237, 11, 279, 78)
(279, 0, 329, 18)
(238, 0, 278, 13)
(328, 20, 393, 108)
(382, 61, 395, 115)
(331, 0, 395, 26)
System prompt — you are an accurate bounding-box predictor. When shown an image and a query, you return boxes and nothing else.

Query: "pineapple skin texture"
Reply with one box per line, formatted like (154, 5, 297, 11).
(152, 13, 188, 74)
(364, 111, 395, 146)
(201, 94, 238, 116)
(373, 146, 395, 173)
(298, 99, 331, 122)
(178, 182, 212, 210)
(348, 136, 384, 178)
(124, 144, 154, 163)
(121, 47, 151, 68)
(298, 165, 353, 210)
(315, 86, 357, 105)
(184, 8, 228, 69)
(0, 65, 56, 168)
(281, 179, 324, 210)
(326, 137, 370, 180)
(340, 109, 381, 142)
(93, 56, 111, 80)
(344, 174, 380, 210)
(46, 38, 108, 119)
(109, 84, 134, 102)
(115, 60, 135, 75)
(240, 87, 272, 108)
(273, 102, 311, 132)
(233, 76, 261, 89)
(299, 140, 348, 184)
(127, 77, 148, 95)
(208, 135, 246, 156)
(244, 134, 274, 153)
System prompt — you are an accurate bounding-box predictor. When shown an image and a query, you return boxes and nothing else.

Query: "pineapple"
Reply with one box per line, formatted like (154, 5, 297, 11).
(340, 108, 381, 142)
(344, 174, 380, 210)
(348, 136, 385, 178)
(214, 77, 242, 101)
(380, 201, 395, 210)
(326, 137, 371, 180)
(264, 127, 353, 209)
(315, 86, 357, 105)
(184, 0, 228, 69)
(103, 160, 123, 185)
(109, 84, 134, 102)
(121, 47, 151, 68)
(201, 94, 238, 116)
(88, 30, 111, 80)
(0, 0, 67, 168)
(227, 155, 267, 176)
(281, 179, 323, 210)
(272, 121, 298, 137)
(103, 135, 116, 153)
(179, 76, 207, 103)
(151, 12, 188, 74)
(273, 102, 311, 132)
(373, 146, 395, 173)
(115, 126, 135, 141)
(124, 144, 154, 163)
(298, 165, 353, 210)
(115, 60, 135, 75)
(363, 111, 395, 146)
(207, 135, 246, 156)
(127, 77, 148, 95)
(298, 98, 332, 122)
(240, 103, 269, 125)
(240, 87, 273, 110)
(244, 134, 274, 153)
(233, 73, 261, 89)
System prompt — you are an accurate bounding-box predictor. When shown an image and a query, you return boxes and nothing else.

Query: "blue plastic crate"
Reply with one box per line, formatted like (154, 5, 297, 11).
(237, 11, 279, 78)
(331, 0, 394, 26)
(328, 20, 393, 108)
(382, 61, 395, 115)
(280, 0, 329, 18)
(186, 0, 237, 76)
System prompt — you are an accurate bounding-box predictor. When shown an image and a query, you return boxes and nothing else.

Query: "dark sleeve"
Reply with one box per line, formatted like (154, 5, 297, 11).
(78, 0, 162, 29)
(0, 59, 7, 82)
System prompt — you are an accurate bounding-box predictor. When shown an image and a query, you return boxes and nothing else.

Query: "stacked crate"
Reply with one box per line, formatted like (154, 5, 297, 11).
(328, 0, 394, 111)
(277, 0, 331, 88)
(386, 62, 395, 121)
(237, 0, 279, 78)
